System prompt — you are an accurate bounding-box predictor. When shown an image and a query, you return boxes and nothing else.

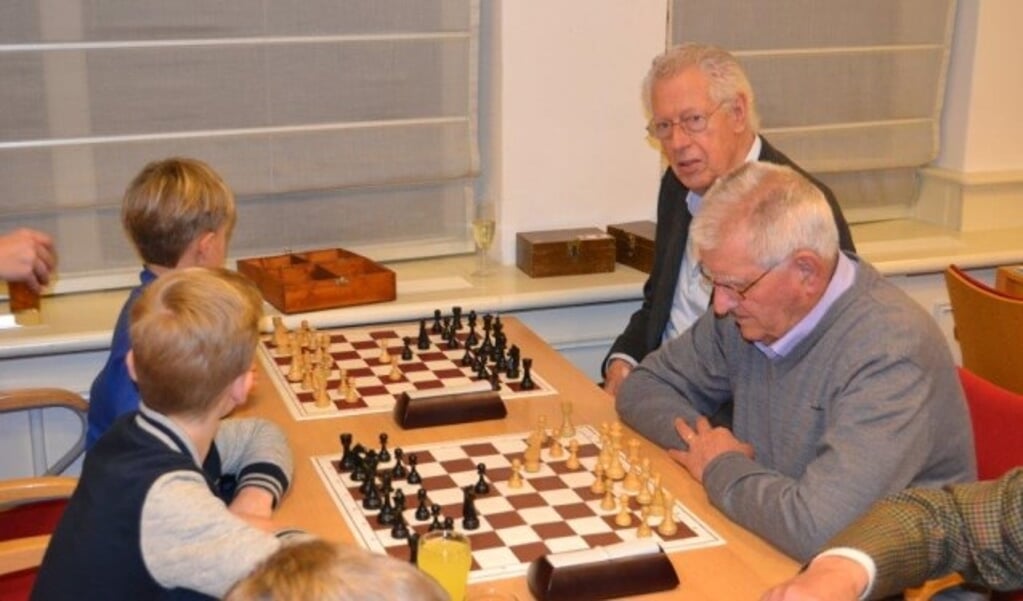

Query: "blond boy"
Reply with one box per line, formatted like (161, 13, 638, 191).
(35, 268, 294, 600)
(88, 157, 237, 447)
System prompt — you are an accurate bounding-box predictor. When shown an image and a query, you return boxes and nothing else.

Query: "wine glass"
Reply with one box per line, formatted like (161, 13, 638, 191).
(471, 204, 496, 278)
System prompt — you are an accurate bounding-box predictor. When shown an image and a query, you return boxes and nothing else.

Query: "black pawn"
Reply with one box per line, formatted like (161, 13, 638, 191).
(431, 309, 443, 334)
(506, 345, 521, 379)
(391, 448, 407, 479)
(393, 488, 406, 513)
(461, 346, 475, 367)
(406, 454, 422, 485)
(407, 532, 420, 565)
(362, 477, 382, 510)
(467, 310, 478, 331)
(461, 486, 480, 531)
(443, 516, 455, 531)
(488, 369, 501, 391)
(465, 323, 479, 348)
(390, 511, 410, 540)
(429, 504, 443, 531)
(339, 433, 356, 472)
(401, 336, 414, 361)
(452, 306, 463, 330)
(415, 488, 431, 521)
(378, 432, 391, 463)
(446, 323, 460, 350)
(520, 357, 536, 390)
(376, 490, 396, 526)
(417, 319, 431, 350)
(474, 463, 490, 495)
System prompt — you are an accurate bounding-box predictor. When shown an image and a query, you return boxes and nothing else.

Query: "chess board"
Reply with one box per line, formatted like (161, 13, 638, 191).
(311, 426, 723, 583)
(259, 320, 556, 421)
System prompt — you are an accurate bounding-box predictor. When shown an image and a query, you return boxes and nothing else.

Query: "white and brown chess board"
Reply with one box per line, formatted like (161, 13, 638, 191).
(259, 316, 556, 421)
(311, 425, 723, 583)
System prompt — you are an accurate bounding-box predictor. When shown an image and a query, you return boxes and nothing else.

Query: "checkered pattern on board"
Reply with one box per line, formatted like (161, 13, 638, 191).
(312, 425, 723, 583)
(259, 322, 556, 421)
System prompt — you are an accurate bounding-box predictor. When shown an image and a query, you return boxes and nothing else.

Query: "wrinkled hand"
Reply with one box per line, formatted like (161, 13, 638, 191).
(602, 359, 633, 398)
(0, 228, 56, 291)
(667, 416, 754, 482)
(760, 555, 867, 601)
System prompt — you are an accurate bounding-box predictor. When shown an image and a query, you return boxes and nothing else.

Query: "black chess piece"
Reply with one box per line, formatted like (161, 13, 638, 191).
(494, 348, 508, 373)
(391, 448, 408, 479)
(390, 511, 410, 540)
(428, 504, 443, 531)
(465, 323, 479, 348)
(460, 346, 474, 367)
(482, 313, 493, 333)
(488, 369, 500, 391)
(393, 488, 406, 513)
(415, 488, 430, 521)
(452, 306, 463, 330)
(401, 336, 414, 361)
(376, 489, 396, 525)
(362, 476, 382, 511)
(339, 433, 356, 472)
(476, 361, 489, 382)
(406, 454, 422, 485)
(474, 463, 490, 495)
(467, 310, 477, 330)
(407, 532, 420, 564)
(443, 516, 455, 531)
(446, 322, 460, 350)
(520, 357, 536, 390)
(417, 319, 431, 350)
(350, 452, 367, 482)
(506, 345, 521, 379)
(378, 432, 391, 463)
(461, 486, 480, 530)
(431, 309, 443, 334)
(360, 451, 379, 495)
(493, 315, 503, 336)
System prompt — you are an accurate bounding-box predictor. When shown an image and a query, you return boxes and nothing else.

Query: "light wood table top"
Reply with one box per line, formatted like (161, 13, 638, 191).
(235, 317, 798, 600)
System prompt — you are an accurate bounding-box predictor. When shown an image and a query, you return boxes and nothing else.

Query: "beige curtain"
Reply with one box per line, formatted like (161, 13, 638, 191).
(670, 0, 957, 222)
(0, 1, 480, 291)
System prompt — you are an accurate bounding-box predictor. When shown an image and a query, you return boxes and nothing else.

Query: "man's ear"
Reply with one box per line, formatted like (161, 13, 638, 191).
(791, 250, 825, 286)
(126, 350, 139, 383)
(729, 92, 750, 132)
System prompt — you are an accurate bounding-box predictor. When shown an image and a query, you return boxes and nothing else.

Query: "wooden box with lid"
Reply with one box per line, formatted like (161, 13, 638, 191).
(606, 220, 656, 274)
(515, 227, 616, 278)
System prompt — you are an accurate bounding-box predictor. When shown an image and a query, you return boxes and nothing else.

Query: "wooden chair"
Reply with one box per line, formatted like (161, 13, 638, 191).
(0, 389, 87, 601)
(944, 265, 1023, 395)
(905, 368, 1023, 601)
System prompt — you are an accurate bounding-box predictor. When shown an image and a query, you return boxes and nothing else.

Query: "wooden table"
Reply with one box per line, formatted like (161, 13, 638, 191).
(235, 317, 798, 600)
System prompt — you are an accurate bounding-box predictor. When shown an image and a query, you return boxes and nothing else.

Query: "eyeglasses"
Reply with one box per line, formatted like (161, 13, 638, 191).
(646, 101, 728, 140)
(698, 261, 777, 301)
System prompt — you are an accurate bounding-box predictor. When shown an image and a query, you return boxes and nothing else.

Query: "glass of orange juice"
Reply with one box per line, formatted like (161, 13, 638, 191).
(418, 529, 472, 601)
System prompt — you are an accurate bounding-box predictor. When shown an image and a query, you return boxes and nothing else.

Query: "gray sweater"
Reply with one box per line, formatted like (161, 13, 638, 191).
(616, 256, 976, 560)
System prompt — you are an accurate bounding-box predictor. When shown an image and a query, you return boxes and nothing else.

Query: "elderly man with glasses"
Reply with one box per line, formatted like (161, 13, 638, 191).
(616, 161, 976, 562)
(602, 43, 856, 397)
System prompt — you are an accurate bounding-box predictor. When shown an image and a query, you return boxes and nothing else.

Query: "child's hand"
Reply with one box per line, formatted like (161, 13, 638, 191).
(229, 486, 275, 520)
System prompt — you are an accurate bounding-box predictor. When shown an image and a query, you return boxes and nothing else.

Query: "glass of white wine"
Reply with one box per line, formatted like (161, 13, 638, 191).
(471, 203, 496, 278)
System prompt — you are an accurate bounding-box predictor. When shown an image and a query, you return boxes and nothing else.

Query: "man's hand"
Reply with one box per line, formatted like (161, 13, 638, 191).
(760, 555, 869, 601)
(668, 416, 754, 482)
(602, 359, 633, 397)
(0, 228, 56, 291)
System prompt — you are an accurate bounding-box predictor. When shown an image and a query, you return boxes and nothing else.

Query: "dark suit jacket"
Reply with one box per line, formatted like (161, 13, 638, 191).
(603, 138, 856, 375)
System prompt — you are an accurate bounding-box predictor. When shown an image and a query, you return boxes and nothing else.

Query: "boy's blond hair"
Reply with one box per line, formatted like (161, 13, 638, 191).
(129, 267, 262, 417)
(225, 540, 447, 601)
(122, 157, 237, 268)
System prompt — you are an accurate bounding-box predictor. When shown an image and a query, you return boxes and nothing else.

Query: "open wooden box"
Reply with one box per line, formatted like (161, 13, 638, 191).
(237, 248, 396, 314)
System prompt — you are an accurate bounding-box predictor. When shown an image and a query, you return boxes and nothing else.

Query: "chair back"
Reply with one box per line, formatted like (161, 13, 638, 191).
(944, 265, 1023, 395)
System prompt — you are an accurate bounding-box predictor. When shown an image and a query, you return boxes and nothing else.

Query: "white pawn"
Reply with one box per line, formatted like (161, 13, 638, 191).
(648, 473, 665, 518)
(614, 494, 633, 527)
(548, 438, 564, 459)
(601, 487, 616, 511)
(637, 506, 653, 538)
(590, 463, 606, 494)
(559, 401, 576, 438)
(657, 490, 678, 537)
(378, 340, 392, 364)
(565, 439, 581, 470)
(622, 463, 642, 493)
(508, 459, 524, 489)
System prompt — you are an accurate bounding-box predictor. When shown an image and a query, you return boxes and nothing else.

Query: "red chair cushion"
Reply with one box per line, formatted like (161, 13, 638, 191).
(0, 499, 68, 540)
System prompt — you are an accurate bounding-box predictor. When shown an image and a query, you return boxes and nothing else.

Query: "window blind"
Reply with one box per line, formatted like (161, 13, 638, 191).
(0, 1, 480, 292)
(670, 0, 957, 222)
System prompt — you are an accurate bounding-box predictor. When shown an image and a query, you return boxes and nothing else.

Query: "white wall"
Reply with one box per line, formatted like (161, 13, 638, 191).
(483, 1, 667, 264)
(937, 0, 1023, 171)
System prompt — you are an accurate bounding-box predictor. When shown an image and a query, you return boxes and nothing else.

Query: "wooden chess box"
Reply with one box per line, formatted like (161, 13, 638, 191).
(606, 220, 656, 274)
(237, 248, 396, 314)
(515, 227, 616, 278)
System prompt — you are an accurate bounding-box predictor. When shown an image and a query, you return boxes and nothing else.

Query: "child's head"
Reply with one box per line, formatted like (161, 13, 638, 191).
(122, 157, 237, 269)
(128, 267, 262, 418)
(225, 540, 448, 601)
